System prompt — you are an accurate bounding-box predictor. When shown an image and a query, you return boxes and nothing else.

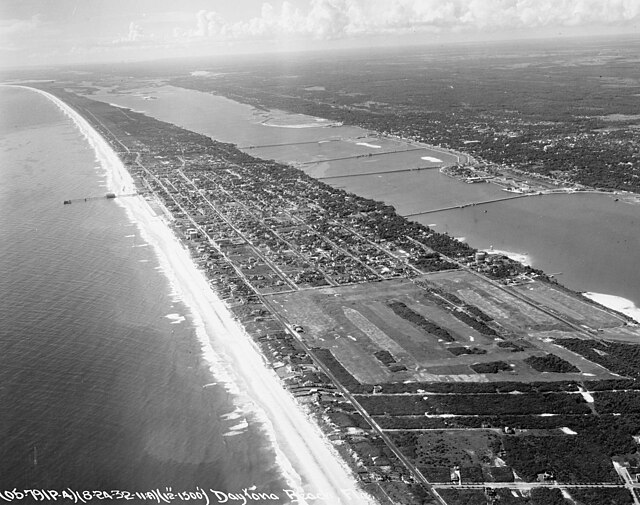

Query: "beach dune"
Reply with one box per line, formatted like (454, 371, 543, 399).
(18, 85, 375, 505)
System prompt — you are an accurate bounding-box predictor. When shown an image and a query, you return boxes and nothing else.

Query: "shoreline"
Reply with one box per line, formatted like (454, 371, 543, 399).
(15, 85, 375, 505)
(583, 292, 640, 324)
(483, 248, 532, 267)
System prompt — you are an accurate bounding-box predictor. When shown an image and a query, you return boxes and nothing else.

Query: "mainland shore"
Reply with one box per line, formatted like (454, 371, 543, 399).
(22, 85, 376, 505)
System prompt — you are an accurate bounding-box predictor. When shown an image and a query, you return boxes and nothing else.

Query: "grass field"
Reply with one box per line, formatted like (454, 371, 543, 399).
(266, 276, 617, 384)
(511, 282, 626, 329)
(425, 271, 568, 333)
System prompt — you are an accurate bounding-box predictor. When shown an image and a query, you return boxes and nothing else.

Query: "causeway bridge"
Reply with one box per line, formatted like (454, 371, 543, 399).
(402, 193, 535, 217)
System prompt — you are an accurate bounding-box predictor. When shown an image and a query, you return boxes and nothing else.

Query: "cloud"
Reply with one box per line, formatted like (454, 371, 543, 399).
(180, 0, 640, 43)
(458, 0, 640, 29)
(126, 22, 144, 42)
(0, 14, 42, 36)
(112, 21, 147, 45)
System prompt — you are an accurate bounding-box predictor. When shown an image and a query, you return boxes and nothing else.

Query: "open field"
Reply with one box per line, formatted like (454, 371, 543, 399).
(266, 276, 618, 385)
(391, 430, 501, 469)
(511, 282, 627, 329)
(425, 271, 568, 333)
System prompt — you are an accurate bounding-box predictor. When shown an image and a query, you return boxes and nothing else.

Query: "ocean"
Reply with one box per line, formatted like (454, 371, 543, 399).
(0, 87, 288, 495)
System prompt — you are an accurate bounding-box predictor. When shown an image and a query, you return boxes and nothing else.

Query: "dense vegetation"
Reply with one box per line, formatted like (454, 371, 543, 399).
(524, 354, 580, 373)
(387, 300, 456, 342)
(595, 392, 640, 415)
(569, 488, 634, 505)
(355, 392, 590, 417)
(312, 347, 370, 393)
(500, 435, 619, 483)
(470, 361, 512, 374)
(498, 341, 527, 352)
(448, 346, 486, 356)
(448, 307, 498, 336)
(529, 488, 567, 505)
(557, 339, 640, 379)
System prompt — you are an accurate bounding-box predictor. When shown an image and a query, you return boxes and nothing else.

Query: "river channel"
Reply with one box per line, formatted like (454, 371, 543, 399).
(90, 85, 640, 315)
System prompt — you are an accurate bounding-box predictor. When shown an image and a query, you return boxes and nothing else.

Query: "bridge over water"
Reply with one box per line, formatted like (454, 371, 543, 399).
(318, 165, 441, 180)
(402, 193, 535, 217)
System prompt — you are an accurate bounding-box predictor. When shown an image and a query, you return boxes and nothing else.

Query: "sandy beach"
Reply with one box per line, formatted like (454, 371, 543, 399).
(21, 85, 376, 505)
(483, 248, 532, 266)
(584, 292, 640, 324)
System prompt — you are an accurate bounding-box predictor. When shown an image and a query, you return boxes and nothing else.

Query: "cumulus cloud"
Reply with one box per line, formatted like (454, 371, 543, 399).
(0, 14, 42, 36)
(112, 21, 147, 45)
(126, 22, 144, 42)
(180, 0, 640, 42)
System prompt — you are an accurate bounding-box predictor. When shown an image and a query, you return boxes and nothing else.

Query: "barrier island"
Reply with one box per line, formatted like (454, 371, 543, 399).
(39, 84, 640, 505)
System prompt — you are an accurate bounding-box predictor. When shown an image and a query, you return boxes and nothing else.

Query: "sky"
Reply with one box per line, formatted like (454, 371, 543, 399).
(1, 0, 640, 68)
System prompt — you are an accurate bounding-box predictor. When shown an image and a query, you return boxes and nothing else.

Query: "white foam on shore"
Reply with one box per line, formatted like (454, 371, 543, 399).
(165, 313, 185, 324)
(583, 292, 640, 323)
(485, 248, 531, 266)
(221, 409, 243, 421)
(356, 142, 381, 149)
(261, 115, 341, 129)
(15, 85, 374, 505)
(421, 156, 442, 163)
(264, 122, 332, 129)
(190, 70, 215, 77)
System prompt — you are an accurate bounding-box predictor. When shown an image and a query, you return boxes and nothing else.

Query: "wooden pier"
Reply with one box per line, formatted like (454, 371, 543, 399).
(62, 192, 137, 205)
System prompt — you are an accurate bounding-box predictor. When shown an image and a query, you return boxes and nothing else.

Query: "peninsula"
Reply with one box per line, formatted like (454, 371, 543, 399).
(35, 83, 640, 505)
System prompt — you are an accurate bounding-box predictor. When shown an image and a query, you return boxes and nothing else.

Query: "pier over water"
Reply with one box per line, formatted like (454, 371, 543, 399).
(63, 192, 137, 205)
